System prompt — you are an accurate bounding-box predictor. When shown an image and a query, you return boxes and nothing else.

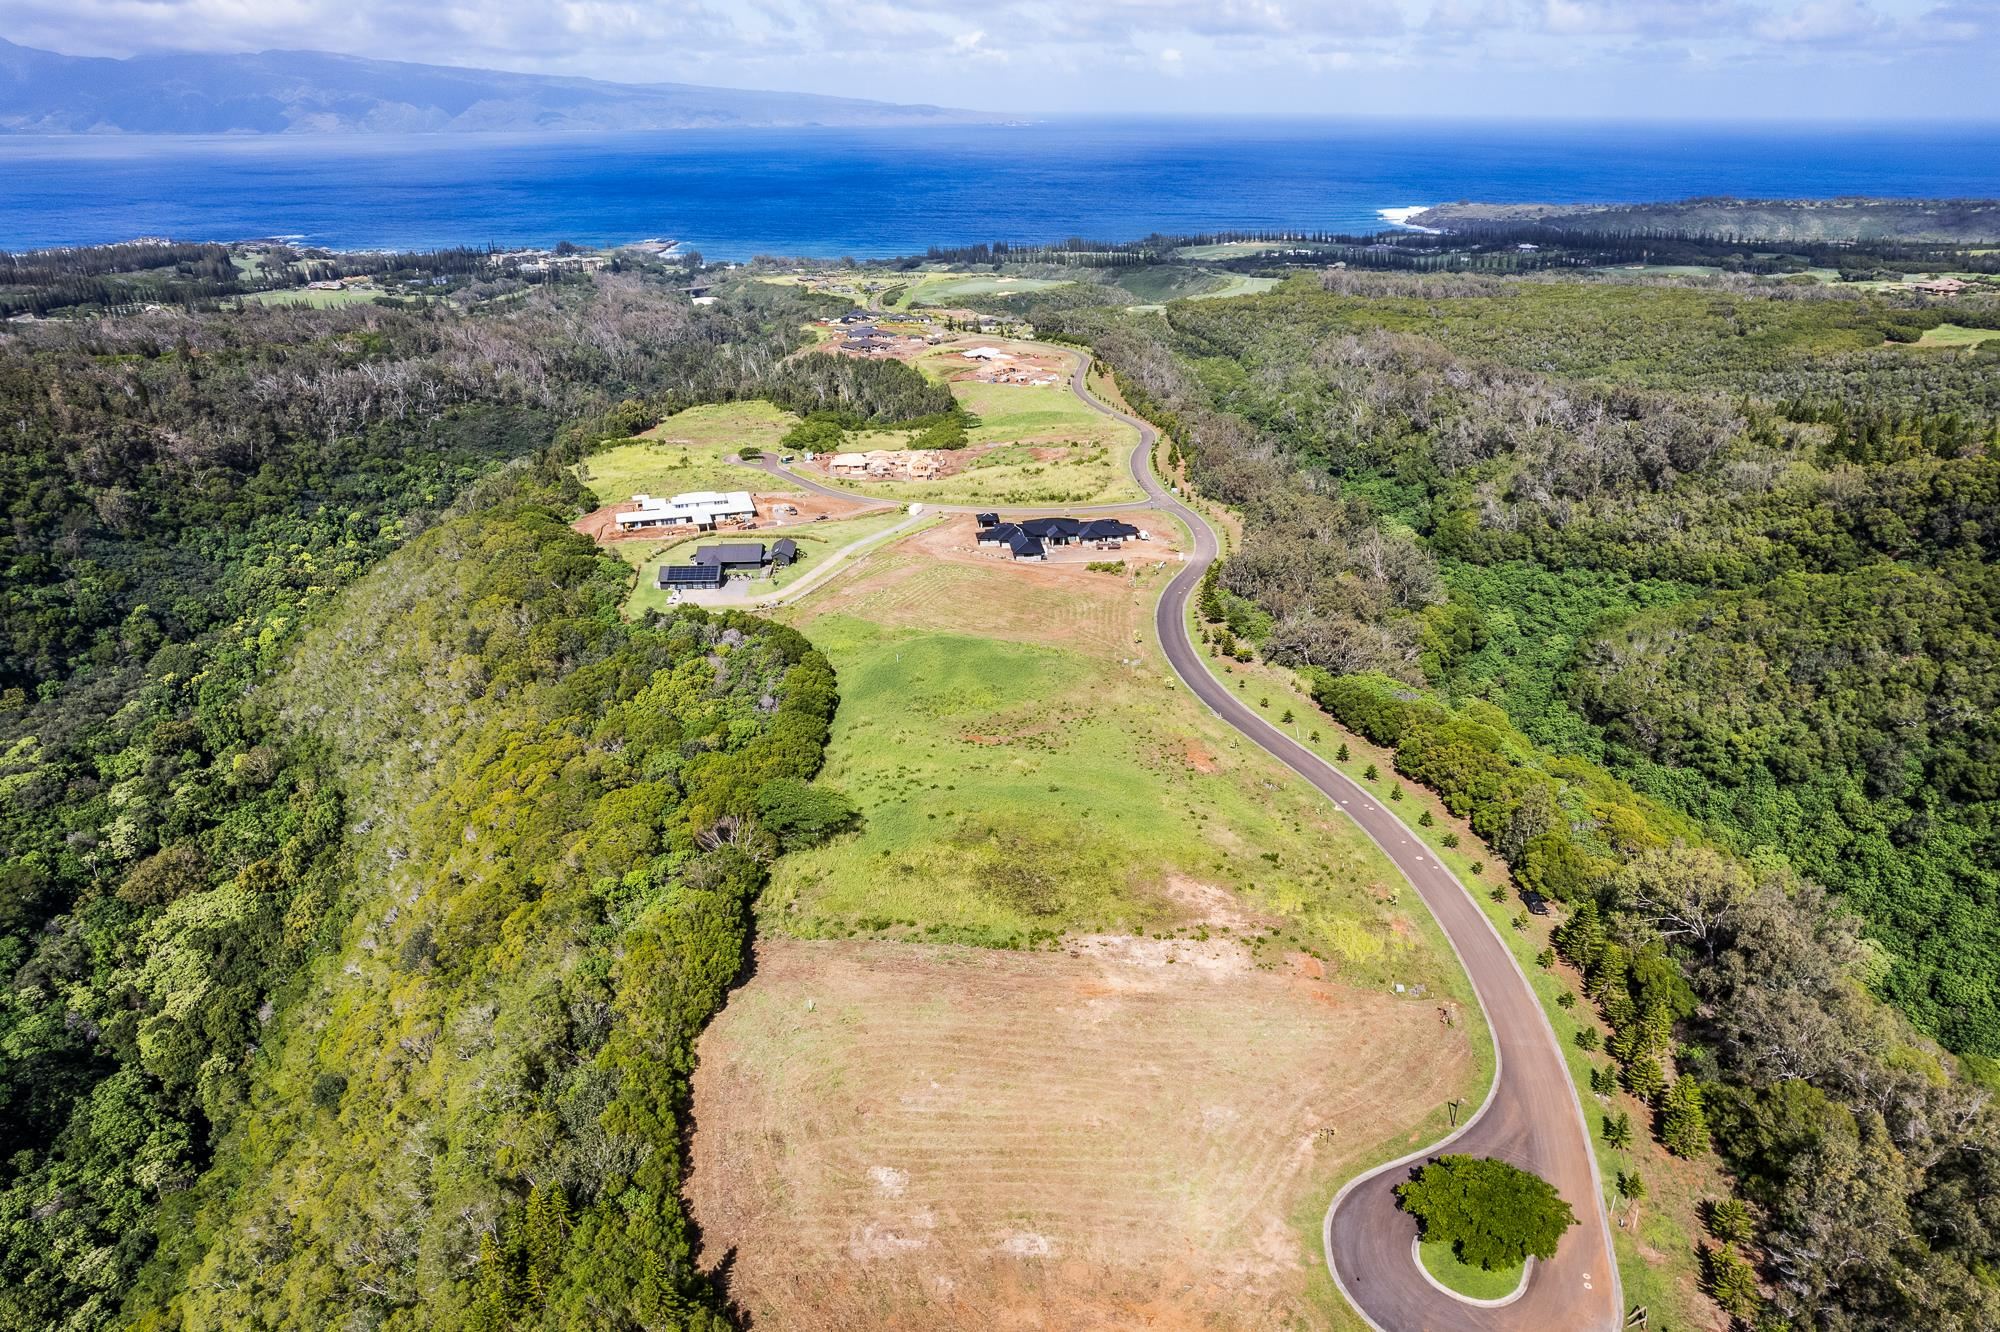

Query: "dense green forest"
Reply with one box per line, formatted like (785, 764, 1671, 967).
(1053, 270, 2000, 1330)
(0, 271, 934, 1329)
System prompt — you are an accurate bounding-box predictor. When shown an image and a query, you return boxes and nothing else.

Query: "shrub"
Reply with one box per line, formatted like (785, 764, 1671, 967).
(310, 1073, 348, 1111)
(755, 777, 859, 850)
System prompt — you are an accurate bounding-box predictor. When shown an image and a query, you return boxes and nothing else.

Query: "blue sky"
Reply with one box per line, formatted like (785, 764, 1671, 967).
(9, 0, 1998, 120)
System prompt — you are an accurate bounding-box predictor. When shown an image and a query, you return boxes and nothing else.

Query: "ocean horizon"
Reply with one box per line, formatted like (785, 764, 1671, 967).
(4, 116, 2000, 258)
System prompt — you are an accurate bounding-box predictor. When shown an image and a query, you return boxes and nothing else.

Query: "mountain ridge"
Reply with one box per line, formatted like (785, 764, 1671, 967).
(0, 37, 1009, 133)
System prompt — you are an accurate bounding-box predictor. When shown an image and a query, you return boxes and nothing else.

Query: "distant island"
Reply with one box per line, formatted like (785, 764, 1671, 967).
(0, 38, 1010, 133)
(1411, 197, 2000, 244)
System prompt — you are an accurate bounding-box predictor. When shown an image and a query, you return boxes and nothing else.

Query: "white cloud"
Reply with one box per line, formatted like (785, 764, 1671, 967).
(1753, 0, 1889, 42)
(2, 0, 1992, 116)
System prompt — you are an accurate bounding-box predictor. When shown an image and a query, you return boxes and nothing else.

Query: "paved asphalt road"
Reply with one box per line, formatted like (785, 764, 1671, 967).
(1063, 354, 1624, 1332)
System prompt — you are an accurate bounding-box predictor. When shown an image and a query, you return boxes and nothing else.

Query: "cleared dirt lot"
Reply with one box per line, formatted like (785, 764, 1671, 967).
(688, 938, 1474, 1331)
(789, 513, 1180, 658)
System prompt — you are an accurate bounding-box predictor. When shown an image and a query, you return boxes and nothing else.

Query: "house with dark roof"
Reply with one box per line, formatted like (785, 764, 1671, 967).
(1079, 519, 1140, 544)
(1004, 531, 1045, 561)
(771, 538, 799, 567)
(1019, 517, 1081, 545)
(691, 543, 768, 571)
(975, 513, 1146, 561)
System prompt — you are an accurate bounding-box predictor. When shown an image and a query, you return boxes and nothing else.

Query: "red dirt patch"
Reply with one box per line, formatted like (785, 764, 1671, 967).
(686, 937, 1472, 1331)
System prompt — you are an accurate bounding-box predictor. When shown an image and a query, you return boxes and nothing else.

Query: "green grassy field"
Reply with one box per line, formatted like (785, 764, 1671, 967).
(946, 372, 1132, 446)
(583, 401, 806, 502)
(896, 272, 1070, 307)
(618, 510, 911, 616)
(767, 587, 1470, 996)
(1173, 241, 1293, 260)
(1187, 273, 1283, 300)
(238, 285, 386, 308)
(580, 440, 763, 502)
(1915, 322, 2000, 348)
(1419, 1240, 1524, 1300)
(644, 399, 801, 449)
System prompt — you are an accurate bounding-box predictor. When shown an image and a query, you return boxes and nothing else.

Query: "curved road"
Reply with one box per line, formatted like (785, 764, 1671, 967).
(1062, 353, 1623, 1332)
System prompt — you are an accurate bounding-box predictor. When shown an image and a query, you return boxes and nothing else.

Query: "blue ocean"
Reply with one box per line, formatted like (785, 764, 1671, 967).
(3, 117, 1998, 257)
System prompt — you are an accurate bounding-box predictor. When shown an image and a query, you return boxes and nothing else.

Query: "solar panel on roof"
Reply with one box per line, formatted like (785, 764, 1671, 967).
(659, 564, 726, 587)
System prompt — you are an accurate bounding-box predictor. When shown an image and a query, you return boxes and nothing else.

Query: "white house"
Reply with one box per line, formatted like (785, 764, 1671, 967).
(615, 490, 757, 532)
(961, 346, 1012, 361)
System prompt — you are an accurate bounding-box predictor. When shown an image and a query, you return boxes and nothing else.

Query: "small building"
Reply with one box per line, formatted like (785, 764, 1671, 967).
(771, 538, 799, 567)
(974, 522, 1021, 545)
(962, 346, 1012, 361)
(975, 512, 1000, 528)
(1912, 277, 1970, 296)
(616, 490, 757, 533)
(658, 563, 726, 591)
(827, 452, 871, 477)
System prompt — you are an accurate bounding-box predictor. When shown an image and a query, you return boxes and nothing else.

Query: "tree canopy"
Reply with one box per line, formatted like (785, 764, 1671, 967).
(1396, 1155, 1579, 1270)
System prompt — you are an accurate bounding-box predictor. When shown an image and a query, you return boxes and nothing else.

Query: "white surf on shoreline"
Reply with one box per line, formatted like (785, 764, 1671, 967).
(1377, 205, 1442, 234)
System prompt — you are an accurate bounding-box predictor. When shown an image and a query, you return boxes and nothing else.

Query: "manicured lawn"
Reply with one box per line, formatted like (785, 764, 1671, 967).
(238, 285, 386, 308)
(1915, 322, 2000, 348)
(1418, 1239, 1524, 1300)
(1187, 273, 1282, 300)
